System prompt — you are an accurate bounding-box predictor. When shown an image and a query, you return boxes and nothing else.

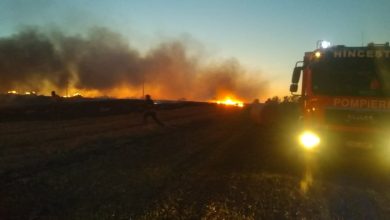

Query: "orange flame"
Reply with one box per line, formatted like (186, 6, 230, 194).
(213, 96, 244, 108)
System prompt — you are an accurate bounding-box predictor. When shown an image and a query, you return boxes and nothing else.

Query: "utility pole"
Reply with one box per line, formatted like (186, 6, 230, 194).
(142, 72, 145, 98)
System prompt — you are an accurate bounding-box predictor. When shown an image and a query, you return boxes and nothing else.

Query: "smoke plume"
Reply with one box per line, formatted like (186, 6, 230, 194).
(0, 27, 268, 101)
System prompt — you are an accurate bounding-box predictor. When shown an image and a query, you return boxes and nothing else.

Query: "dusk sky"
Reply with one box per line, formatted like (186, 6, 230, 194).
(1, 0, 390, 100)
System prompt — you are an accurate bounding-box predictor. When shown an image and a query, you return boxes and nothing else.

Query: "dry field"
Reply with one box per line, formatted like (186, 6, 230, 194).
(1, 103, 390, 219)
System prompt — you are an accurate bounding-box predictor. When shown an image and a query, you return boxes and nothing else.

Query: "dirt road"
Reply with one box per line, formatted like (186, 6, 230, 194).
(1, 104, 390, 219)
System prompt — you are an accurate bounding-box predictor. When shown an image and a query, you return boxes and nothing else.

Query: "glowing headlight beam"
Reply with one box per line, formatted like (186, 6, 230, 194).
(314, 51, 321, 58)
(299, 131, 320, 150)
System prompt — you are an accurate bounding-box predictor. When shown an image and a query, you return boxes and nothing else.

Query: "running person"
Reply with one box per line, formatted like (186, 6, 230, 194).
(143, 94, 165, 127)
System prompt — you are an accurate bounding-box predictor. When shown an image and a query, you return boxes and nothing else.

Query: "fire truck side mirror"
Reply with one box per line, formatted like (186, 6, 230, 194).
(290, 66, 302, 93)
(292, 67, 302, 84)
(290, 83, 298, 93)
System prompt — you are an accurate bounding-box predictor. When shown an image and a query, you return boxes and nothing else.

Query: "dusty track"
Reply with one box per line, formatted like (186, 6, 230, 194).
(1, 105, 390, 219)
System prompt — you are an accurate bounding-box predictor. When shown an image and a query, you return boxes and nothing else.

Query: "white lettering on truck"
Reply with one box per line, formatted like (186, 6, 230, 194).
(333, 98, 390, 109)
(333, 50, 390, 58)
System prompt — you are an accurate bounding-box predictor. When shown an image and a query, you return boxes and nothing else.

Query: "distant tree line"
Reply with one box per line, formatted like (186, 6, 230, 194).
(259, 95, 300, 126)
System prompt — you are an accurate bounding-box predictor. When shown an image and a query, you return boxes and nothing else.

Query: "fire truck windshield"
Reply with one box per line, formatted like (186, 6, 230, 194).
(311, 58, 390, 97)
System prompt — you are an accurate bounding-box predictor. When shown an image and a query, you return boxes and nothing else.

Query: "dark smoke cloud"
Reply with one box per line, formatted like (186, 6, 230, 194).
(0, 26, 268, 101)
(197, 59, 267, 100)
(0, 28, 68, 91)
(143, 41, 198, 98)
(73, 28, 142, 90)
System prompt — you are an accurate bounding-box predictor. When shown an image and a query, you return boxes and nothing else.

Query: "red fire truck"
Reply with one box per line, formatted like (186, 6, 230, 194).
(290, 41, 390, 159)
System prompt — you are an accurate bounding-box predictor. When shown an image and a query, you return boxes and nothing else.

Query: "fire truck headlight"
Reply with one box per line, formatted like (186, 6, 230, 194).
(299, 131, 320, 150)
(314, 51, 322, 58)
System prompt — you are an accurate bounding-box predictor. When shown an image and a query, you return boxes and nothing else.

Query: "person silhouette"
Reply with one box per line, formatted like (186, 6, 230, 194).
(143, 94, 165, 127)
(51, 91, 62, 102)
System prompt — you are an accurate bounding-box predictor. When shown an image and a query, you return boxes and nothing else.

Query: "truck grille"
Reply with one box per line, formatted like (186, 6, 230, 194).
(325, 108, 390, 127)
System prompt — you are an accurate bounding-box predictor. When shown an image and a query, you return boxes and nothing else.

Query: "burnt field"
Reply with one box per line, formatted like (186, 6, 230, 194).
(1, 100, 390, 219)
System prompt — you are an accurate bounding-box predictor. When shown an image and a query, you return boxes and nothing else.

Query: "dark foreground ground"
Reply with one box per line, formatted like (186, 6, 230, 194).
(1, 103, 390, 219)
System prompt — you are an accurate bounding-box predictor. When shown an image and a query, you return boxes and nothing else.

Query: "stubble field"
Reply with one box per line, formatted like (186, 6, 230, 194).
(1, 102, 390, 219)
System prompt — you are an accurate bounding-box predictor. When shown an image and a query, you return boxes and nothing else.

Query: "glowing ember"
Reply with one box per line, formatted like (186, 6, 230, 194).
(7, 90, 17, 94)
(63, 92, 82, 98)
(214, 97, 244, 107)
(24, 91, 36, 95)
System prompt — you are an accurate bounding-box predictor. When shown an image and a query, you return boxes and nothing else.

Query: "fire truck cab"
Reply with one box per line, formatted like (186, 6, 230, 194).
(290, 41, 390, 158)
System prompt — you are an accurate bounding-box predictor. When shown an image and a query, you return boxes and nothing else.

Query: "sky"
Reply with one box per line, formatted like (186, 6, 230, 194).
(1, 0, 390, 100)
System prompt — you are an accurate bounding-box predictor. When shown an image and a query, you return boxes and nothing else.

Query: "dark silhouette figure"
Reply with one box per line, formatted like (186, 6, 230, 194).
(51, 91, 62, 102)
(50, 90, 63, 120)
(143, 94, 165, 127)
